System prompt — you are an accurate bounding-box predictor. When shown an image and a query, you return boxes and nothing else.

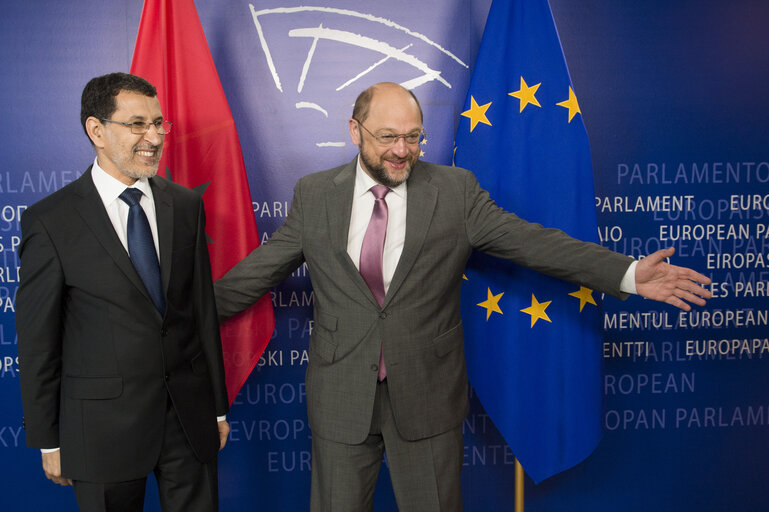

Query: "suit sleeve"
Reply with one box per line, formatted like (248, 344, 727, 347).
(17, 210, 65, 448)
(462, 170, 633, 298)
(193, 199, 230, 416)
(214, 180, 307, 320)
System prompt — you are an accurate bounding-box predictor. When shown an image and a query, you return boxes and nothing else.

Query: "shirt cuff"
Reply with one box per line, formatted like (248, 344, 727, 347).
(217, 415, 226, 422)
(41, 448, 60, 453)
(620, 260, 638, 295)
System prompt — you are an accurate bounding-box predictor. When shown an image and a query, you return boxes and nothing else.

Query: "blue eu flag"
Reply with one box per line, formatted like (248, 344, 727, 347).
(455, 0, 602, 483)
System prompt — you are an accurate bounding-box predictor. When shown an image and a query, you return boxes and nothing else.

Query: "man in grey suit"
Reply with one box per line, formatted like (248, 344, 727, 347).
(215, 82, 711, 511)
(18, 73, 229, 511)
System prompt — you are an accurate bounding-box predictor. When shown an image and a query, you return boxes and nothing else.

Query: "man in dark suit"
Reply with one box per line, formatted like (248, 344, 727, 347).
(214, 82, 712, 511)
(17, 72, 229, 512)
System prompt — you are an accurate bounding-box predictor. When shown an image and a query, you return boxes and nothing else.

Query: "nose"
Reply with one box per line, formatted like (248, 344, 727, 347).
(144, 124, 164, 145)
(391, 136, 409, 157)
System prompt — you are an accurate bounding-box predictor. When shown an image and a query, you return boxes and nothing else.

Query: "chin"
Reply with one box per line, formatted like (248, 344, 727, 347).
(126, 168, 159, 180)
(388, 171, 410, 186)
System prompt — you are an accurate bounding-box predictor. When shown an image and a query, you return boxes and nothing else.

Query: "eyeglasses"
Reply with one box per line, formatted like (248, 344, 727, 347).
(354, 119, 425, 146)
(100, 118, 172, 135)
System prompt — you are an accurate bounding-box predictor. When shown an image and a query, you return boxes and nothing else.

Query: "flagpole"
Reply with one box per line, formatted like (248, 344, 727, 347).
(515, 457, 524, 512)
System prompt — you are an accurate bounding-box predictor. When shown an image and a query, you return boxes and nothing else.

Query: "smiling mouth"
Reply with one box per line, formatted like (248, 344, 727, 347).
(386, 158, 409, 169)
(134, 146, 160, 161)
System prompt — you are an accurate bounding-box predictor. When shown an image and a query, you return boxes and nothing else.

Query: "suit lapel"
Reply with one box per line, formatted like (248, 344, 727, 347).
(149, 176, 173, 301)
(72, 167, 155, 306)
(384, 162, 438, 307)
(327, 160, 383, 307)
(327, 162, 355, 261)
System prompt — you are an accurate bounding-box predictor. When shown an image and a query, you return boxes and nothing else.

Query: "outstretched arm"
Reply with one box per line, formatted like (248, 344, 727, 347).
(635, 247, 712, 311)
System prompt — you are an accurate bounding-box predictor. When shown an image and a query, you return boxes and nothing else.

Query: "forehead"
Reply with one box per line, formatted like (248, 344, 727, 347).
(113, 90, 162, 120)
(366, 87, 422, 131)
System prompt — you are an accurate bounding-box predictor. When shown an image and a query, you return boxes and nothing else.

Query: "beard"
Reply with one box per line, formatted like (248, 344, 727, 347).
(121, 164, 159, 180)
(118, 144, 162, 180)
(359, 139, 417, 188)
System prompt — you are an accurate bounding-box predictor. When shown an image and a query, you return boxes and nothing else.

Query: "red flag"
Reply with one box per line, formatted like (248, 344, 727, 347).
(130, 0, 274, 404)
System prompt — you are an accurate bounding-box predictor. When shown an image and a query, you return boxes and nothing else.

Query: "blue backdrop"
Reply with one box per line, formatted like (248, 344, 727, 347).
(1, 1, 767, 510)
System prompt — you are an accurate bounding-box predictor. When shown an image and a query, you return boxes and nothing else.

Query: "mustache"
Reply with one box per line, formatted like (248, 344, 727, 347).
(134, 145, 161, 151)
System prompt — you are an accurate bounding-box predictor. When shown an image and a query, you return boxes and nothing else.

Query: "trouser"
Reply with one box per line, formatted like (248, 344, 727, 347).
(311, 379, 464, 511)
(72, 399, 218, 512)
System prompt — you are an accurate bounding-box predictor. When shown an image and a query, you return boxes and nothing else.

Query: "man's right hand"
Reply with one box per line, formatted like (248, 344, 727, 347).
(42, 450, 72, 486)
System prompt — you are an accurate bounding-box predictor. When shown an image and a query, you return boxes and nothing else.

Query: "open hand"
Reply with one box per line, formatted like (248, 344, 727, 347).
(635, 247, 712, 311)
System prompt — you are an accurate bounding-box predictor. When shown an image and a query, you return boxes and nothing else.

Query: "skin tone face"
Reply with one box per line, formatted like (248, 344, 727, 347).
(348, 83, 423, 187)
(85, 90, 165, 186)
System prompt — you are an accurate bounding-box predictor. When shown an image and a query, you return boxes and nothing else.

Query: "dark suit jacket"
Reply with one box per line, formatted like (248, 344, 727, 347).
(215, 159, 632, 444)
(17, 167, 228, 483)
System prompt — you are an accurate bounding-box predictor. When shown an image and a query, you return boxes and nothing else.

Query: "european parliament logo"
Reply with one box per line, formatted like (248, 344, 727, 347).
(247, 4, 471, 156)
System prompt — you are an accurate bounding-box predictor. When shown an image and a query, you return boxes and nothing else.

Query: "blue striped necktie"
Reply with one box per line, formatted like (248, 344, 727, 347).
(119, 187, 166, 315)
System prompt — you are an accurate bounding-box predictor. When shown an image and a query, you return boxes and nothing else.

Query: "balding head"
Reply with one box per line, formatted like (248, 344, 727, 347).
(351, 82, 423, 125)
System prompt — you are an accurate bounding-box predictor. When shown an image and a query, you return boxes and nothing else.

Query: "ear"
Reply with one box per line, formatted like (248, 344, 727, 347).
(348, 118, 361, 147)
(85, 116, 105, 149)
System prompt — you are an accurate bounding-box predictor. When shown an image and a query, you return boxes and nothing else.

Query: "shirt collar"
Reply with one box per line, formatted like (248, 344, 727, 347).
(91, 156, 153, 204)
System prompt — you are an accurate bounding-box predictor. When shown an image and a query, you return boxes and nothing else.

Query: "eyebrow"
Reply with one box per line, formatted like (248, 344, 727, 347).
(125, 115, 164, 123)
(379, 128, 423, 134)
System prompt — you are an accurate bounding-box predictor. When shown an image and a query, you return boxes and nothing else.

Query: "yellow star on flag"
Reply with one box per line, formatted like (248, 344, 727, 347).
(568, 286, 597, 312)
(556, 86, 581, 123)
(520, 294, 552, 327)
(508, 77, 542, 112)
(477, 287, 504, 321)
(461, 96, 492, 132)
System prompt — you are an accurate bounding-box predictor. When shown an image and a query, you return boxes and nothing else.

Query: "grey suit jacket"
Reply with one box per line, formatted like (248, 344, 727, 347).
(215, 158, 632, 444)
(17, 167, 228, 482)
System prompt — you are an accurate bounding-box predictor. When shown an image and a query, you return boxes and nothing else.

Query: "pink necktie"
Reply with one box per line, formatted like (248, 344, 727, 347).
(359, 185, 390, 380)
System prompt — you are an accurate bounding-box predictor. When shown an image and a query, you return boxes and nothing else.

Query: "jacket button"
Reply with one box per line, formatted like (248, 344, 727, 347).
(379, 312, 387, 319)
(160, 328, 168, 336)
(370, 364, 378, 372)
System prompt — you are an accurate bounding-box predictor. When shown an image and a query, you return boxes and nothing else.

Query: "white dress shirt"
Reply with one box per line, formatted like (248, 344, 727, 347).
(91, 157, 160, 258)
(346, 157, 407, 294)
